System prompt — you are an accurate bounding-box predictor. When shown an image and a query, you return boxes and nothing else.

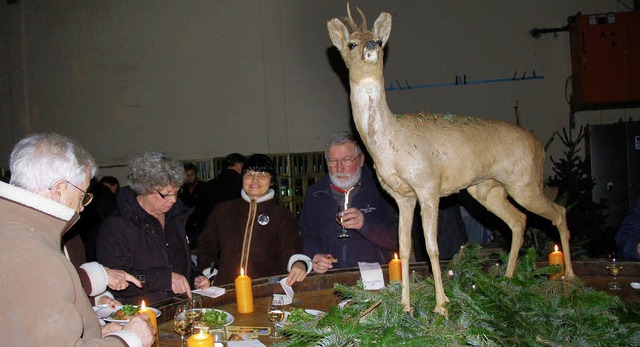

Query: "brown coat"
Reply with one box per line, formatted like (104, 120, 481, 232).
(197, 192, 302, 285)
(0, 182, 132, 346)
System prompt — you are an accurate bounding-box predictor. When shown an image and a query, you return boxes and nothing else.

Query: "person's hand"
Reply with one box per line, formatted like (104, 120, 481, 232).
(105, 267, 143, 291)
(311, 254, 334, 274)
(123, 313, 155, 347)
(101, 322, 123, 337)
(171, 272, 192, 298)
(194, 275, 210, 290)
(342, 207, 364, 230)
(286, 261, 308, 286)
(96, 295, 122, 308)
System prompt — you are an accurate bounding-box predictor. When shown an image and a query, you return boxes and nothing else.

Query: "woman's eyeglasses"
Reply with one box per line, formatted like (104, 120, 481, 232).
(156, 188, 182, 199)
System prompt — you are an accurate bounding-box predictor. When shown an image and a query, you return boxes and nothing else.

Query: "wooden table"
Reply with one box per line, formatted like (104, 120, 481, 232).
(153, 260, 640, 346)
(157, 288, 340, 346)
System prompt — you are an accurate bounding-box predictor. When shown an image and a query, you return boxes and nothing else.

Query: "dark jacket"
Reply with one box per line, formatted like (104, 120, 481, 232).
(208, 169, 243, 206)
(197, 191, 302, 285)
(97, 186, 194, 304)
(299, 165, 399, 268)
(616, 197, 640, 261)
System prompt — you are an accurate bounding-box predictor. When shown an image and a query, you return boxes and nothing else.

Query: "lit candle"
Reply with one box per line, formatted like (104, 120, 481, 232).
(235, 267, 254, 313)
(138, 300, 158, 346)
(389, 253, 402, 282)
(548, 244, 565, 280)
(187, 329, 214, 347)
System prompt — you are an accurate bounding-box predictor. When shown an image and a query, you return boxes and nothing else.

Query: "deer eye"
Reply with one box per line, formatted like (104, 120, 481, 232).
(348, 42, 357, 50)
(376, 40, 383, 47)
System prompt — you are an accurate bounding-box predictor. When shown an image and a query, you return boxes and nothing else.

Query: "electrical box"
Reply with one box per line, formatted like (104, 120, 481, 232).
(570, 12, 640, 112)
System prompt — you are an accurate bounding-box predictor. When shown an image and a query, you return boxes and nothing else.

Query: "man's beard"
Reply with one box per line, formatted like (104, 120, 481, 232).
(330, 166, 362, 190)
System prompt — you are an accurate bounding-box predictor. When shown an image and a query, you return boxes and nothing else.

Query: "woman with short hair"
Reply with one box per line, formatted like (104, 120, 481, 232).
(97, 151, 210, 304)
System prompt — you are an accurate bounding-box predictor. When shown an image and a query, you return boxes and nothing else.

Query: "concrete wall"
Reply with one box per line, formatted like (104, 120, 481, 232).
(1, 0, 638, 183)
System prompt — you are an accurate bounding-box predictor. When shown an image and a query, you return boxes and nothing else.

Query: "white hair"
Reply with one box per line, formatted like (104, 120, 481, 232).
(9, 133, 97, 193)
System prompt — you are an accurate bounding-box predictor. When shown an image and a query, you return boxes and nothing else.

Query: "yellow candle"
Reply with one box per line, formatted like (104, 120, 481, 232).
(138, 300, 158, 346)
(389, 253, 402, 282)
(548, 244, 565, 280)
(235, 267, 254, 313)
(187, 329, 214, 347)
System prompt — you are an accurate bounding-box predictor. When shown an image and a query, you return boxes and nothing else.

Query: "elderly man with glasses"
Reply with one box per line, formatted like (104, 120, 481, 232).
(0, 133, 155, 346)
(299, 132, 399, 273)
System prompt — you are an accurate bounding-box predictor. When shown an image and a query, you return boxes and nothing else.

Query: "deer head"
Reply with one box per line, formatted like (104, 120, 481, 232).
(327, 5, 391, 82)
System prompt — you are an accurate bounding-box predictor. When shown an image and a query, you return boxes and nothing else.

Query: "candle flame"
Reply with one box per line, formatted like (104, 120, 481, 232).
(240, 267, 245, 276)
(394, 253, 398, 260)
(554, 245, 559, 252)
(198, 329, 206, 338)
(140, 300, 146, 310)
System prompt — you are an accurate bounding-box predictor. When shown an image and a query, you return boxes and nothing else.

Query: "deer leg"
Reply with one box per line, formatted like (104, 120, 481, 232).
(510, 192, 575, 279)
(467, 181, 527, 277)
(394, 196, 416, 312)
(417, 196, 448, 315)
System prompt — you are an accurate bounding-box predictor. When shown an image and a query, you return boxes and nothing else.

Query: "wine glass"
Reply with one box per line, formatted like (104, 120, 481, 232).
(336, 204, 350, 238)
(606, 252, 623, 290)
(173, 304, 192, 347)
(267, 295, 285, 339)
(187, 297, 203, 324)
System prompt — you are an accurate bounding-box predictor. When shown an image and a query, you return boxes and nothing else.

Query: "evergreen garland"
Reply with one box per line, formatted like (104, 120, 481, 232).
(277, 245, 640, 346)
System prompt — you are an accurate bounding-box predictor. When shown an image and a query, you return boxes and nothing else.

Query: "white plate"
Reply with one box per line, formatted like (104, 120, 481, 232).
(283, 309, 324, 323)
(631, 282, 640, 289)
(197, 308, 234, 327)
(94, 305, 162, 324)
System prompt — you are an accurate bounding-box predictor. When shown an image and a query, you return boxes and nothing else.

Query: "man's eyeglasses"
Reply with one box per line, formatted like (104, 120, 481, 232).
(156, 188, 182, 199)
(243, 171, 271, 181)
(49, 180, 94, 207)
(326, 155, 360, 168)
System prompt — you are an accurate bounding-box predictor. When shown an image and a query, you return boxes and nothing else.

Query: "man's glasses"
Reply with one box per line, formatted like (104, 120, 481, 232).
(156, 188, 182, 199)
(326, 155, 360, 168)
(48, 180, 94, 207)
(243, 171, 271, 181)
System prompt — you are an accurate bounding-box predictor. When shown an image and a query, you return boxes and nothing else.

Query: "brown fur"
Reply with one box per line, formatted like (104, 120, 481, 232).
(327, 4, 575, 316)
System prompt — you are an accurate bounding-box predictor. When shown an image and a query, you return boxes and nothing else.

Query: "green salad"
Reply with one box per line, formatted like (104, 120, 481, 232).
(287, 308, 315, 323)
(201, 309, 227, 327)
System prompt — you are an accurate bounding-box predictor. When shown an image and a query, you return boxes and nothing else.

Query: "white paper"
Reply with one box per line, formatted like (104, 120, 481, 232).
(273, 277, 294, 305)
(358, 262, 385, 290)
(228, 340, 267, 347)
(192, 286, 226, 299)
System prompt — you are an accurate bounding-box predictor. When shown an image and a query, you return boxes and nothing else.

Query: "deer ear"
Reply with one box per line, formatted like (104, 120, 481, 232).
(373, 12, 391, 48)
(327, 18, 350, 51)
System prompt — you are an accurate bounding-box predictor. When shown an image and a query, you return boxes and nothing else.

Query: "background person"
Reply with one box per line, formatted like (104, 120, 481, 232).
(197, 154, 310, 286)
(616, 197, 640, 261)
(97, 151, 210, 304)
(208, 153, 246, 207)
(0, 132, 154, 346)
(179, 162, 211, 249)
(299, 132, 399, 273)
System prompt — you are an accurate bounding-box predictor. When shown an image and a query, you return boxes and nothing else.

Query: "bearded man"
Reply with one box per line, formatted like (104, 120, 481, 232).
(299, 132, 399, 273)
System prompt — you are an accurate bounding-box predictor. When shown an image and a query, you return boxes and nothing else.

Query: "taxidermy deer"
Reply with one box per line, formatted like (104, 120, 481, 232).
(327, 5, 575, 316)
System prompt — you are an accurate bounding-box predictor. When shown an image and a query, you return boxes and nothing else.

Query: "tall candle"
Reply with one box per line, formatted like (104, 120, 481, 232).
(138, 301, 158, 346)
(187, 329, 213, 347)
(389, 253, 402, 282)
(235, 267, 254, 313)
(548, 244, 565, 280)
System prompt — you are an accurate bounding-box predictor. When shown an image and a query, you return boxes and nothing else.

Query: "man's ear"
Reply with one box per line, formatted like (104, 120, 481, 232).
(47, 180, 66, 203)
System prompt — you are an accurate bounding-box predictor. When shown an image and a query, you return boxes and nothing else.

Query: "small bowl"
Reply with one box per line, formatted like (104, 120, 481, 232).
(630, 282, 640, 289)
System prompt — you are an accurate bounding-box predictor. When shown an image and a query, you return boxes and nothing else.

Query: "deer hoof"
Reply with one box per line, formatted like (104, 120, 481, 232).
(433, 306, 448, 318)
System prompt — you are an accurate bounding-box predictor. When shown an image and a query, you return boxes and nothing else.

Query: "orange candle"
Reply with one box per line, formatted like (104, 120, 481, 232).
(548, 244, 565, 280)
(138, 301, 158, 346)
(235, 267, 254, 313)
(187, 329, 213, 347)
(389, 253, 402, 282)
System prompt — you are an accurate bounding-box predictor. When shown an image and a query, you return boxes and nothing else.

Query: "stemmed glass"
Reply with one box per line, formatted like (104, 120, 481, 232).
(336, 204, 350, 238)
(187, 297, 203, 325)
(173, 304, 192, 347)
(267, 295, 285, 339)
(606, 252, 623, 290)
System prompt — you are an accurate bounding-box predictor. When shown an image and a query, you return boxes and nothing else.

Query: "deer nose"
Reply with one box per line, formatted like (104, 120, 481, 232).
(365, 40, 377, 50)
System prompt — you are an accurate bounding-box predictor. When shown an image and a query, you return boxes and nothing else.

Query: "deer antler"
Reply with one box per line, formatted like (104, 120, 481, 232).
(345, 3, 358, 32)
(356, 7, 367, 31)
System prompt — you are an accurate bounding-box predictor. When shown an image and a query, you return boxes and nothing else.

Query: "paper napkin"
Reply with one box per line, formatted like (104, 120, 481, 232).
(358, 262, 385, 290)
